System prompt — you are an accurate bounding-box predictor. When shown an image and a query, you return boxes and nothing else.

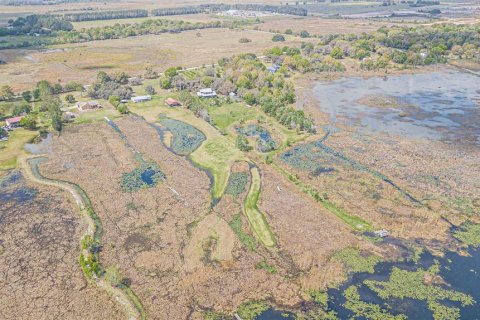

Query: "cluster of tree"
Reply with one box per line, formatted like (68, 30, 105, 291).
(55, 19, 226, 43)
(0, 16, 250, 49)
(226, 54, 315, 132)
(263, 24, 480, 74)
(61, 10, 148, 22)
(108, 95, 129, 114)
(36, 80, 63, 131)
(87, 71, 133, 100)
(151, 6, 203, 17)
(5, 14, 73, 35)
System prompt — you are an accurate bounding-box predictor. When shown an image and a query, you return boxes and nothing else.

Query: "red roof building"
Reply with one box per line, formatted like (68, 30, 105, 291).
(165, 98, 181, 107)
(5, 116, 24, 127)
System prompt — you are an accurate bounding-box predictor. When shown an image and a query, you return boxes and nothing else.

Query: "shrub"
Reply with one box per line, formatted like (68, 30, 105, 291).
(65, 93, 76, 103)
(117, 103, 129, 114)
(272, 34, 285, 42)
(145, 85, 156, 95)
(236, 134, 252, 152)
(330, 46, 344, 59)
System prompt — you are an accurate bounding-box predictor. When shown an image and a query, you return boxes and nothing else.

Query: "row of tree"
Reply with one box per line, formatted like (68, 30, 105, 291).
(61, 10, 148, 22)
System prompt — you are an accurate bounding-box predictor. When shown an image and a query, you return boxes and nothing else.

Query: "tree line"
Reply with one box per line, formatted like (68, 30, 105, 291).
(61, 10, 148, 22)
(151, 7, 204, 17)
(0, 17, 246, 49)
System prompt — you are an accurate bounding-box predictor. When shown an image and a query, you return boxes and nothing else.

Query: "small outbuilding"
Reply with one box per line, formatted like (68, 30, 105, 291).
(76, 101, 102, 112)
(197, 88, 217, 98)
(165, 98, 181, 107)
(267, 64, 281, 74)
(131, 95, 152, 103)
(5, 116, 24, 127)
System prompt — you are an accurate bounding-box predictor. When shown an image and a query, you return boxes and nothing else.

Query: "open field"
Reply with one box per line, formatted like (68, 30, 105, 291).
(70, 13, 221, 29)
(0, 0, 283, 24)
(0, 28, 314, 91)
(0, 128, 38, 170)
(250, 15, 410, 35)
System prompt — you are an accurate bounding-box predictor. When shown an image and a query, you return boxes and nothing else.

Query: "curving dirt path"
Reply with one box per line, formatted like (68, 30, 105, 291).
(20, 155, 143, 320)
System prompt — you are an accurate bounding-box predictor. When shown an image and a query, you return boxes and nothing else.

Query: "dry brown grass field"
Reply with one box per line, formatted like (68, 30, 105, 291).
(0, 171, 124, 319)
(0, 28, 315, 91)
(33, 115, 370, 318)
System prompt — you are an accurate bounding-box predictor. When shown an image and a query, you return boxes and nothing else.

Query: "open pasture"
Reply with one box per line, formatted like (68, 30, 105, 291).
(0, 28, 312, 91)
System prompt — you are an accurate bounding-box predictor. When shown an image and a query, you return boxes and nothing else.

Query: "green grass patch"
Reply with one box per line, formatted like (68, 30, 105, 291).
(229, 214, 257, 251)
(244, 167, 276, 247)
(255, 259, 277, 274)
(225, 171, 249, 197)
(453, 222, 480, 247)
(123, 286, 147, 320)
(159, 117, 205, 155)
(190, 137, 236, 199)
(334, 247, 380, 273)
(0, 128, 39, 170)
(207, 102, 258, 132)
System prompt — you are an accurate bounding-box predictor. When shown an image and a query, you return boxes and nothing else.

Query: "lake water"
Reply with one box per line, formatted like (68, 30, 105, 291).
(327, 247, 480, 320)
(313, 69, 480, 145)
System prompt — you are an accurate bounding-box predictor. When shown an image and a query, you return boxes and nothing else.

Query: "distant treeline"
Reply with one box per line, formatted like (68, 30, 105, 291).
(0, 0, 109, 5)
(151, 7, 204, 17)
(0, 18, 254, 49)
(62, 10, 148, 22)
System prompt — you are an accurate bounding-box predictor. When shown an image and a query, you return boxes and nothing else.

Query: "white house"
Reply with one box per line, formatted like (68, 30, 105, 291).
(131, 95, 152, 103)
(197, 88, 217, 98)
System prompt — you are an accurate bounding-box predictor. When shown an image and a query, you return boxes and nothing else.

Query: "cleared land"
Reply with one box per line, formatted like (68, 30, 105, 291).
(0, 28, 314, 91)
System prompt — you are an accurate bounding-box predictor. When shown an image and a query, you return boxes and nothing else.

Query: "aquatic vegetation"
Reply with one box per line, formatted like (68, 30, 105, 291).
(159, 118, 205, 155)
(0, 170, 22, 188)
(255, 259, 277, 274)
(237, 124, 277, 153)
(237, 300, 270, 320)
(334, 247, 380, 273)
(224, 171, 249, 197)
(343, 286, 406, 320)
(120, 162, 165, 192)
(364, 267, 475, 319)
(229, 214, 256, 251)
(309, 289, 329, 308)
(273, 164, 372, 231)
(295, 309, 338, 320)
(453, 222, 480, 247)
(244, 167, 276, 247)
(280, 139, 418, 203)
(203, 311, 228, 320)
(448, 197, 479, 216)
